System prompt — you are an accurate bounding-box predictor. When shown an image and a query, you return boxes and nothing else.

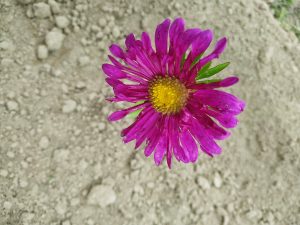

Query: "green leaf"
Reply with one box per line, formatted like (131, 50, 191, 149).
(196, 61, 212, 77)
(180, 53, 186, 69)
(127, 109, 142, 118)
(197, 62, 230, 79)
(196, 78, 221, 84)
(190, 53, 204, 69)
(127, 101, 144, 119)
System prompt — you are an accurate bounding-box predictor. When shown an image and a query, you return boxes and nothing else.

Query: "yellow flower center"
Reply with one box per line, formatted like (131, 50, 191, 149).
(149, 76, 189, 114)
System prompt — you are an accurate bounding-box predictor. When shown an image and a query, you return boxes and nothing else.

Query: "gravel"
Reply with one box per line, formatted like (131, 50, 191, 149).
(87, 185, 117, 207)
(55, 16, 69, 29)
(32, 2, 51, 18)
(39, 136, 50, 149)
(37, 45, 49, 59)
(45, 28, 65, 51)
(78, 55, 90, 66)
(5, 101, 19, 111)
(62, 100, 77, 113)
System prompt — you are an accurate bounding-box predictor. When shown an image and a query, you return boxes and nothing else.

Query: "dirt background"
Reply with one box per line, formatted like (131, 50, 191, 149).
(0, 0, 300, 224)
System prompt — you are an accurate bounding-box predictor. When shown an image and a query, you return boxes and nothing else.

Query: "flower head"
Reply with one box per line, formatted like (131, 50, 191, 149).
(102, 18, 245, 168)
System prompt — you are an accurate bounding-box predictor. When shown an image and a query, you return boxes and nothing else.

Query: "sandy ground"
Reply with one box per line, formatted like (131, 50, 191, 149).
(0, 0, 300, 224)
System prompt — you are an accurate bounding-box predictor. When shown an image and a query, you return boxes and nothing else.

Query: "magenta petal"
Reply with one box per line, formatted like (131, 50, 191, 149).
(192, 37, 228, 73)
(180, 130, 198, 163)
(174, 28, 201, 75)
(190, 121, 222, 155)
(219, 76, 239, 86)
(108, 102, 148, 121)
(134, 113, 160, 149)
(109, 44, 125, 59)
(125, 33, 136, 49)
(214, 37, 227, 56)
(166, 145, 172, 169)
(102, 64, 127, 79)
(193, 89, 245, 115)
(144, 134, 160, 157)
(155, 18, 171, 56)
(173, 143, 189, 163)
(122, 107, 155, 142)
(178, 28, 202, 55)
(169, 18, 185, 51)
(105, 77, 122, 87)
(168, 116, 190, 163)
(182, 30, 213, 73)
(108, 55, 124, 68)
(190, 109, 231, 140)
(202, 108, 238, 128)
(141, 32, 154, 54)
(154, 135, 167, 166)
(188, 77, 239, 89)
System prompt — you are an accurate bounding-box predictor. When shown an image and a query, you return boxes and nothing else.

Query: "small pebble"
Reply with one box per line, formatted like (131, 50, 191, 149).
(19, 179, 28, 188)
(61, 84, 68, 93)
(37, 45, 49, 60)
(70, 198, 80, 206)
(45, 28, 65, 51)
(7, 91, 16, 99)
(6, 101, 19, 111)
(196, 176, 211, 190)
(7, 151, 15, 158)
(33, 2, 51, 18)
(246, 209, 263, 221)
(62, 220, 71, 225)
(98, 122, 106, 131)
(75, 81, 86, 90)
(55, 201, 67, 215)
(17, 0, 33, 4)
(174, 2, 181, 9)
(86, 219, 94, 225)
(78, 55, 90, 66)
(62, 100, 77, 113)
(50, 68, 62, 77)
(87, 185, 116, 207)
(213, 172, 223, 188)
(21, 161, 28, 168)
(39, 136, 50, 149)
(96, 31, 103, 39)
(55, 16, 69, 29)
(3, 201, 12, 210)
(112, 27, 120, 38)
(98, 18, 107, 27)
(0, 40, 14, 51)
(0, 169, 8, 177)
(48, 0, 60, 14)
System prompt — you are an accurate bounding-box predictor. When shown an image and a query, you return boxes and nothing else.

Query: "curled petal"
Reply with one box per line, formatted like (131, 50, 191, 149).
(193, 89, 245, 115)
(202, 108, 239, 128)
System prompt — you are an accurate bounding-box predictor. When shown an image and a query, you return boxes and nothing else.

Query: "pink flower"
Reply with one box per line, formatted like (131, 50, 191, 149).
(102, 18, 245, 168)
